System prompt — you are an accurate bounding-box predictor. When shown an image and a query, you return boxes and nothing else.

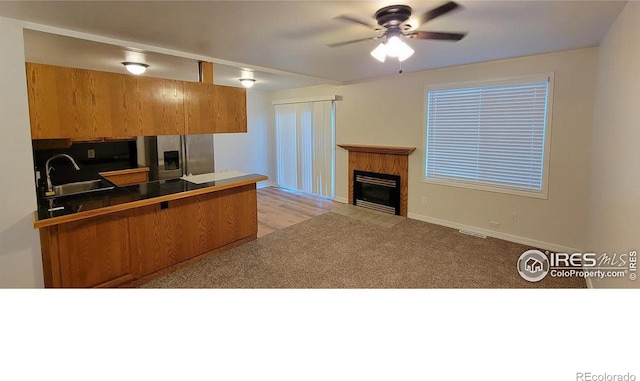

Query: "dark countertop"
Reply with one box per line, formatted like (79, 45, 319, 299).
(34, 173, 268, 226)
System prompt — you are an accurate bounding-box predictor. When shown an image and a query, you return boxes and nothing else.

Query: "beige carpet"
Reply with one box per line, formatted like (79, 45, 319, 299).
(141, 212, 586, 288)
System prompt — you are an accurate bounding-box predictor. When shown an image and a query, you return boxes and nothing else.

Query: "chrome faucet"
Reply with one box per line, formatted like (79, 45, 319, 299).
(45, 154, 80, 194)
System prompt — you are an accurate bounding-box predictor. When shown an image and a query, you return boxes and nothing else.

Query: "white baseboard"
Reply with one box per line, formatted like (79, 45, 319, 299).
(257, 181, 277, 189)
(333, 196, 348, 204)
(407, 212, 580, 253)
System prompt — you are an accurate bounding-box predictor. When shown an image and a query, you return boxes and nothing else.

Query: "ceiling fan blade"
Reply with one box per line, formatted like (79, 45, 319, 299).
(408, 31, 466, 41)
(415, 1, 460, 27)
(334, 14, 379, 30)
(327, 36, 380, 48)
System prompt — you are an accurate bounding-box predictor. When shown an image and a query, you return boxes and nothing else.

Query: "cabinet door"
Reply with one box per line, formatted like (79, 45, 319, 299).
(26, 63, 93, 139)
(92, 73, 184, 137)
(213, 85, 247, 133)
(191, 185, 258, 252)
(57, 212, 135, 287)
(130, 199, 198, 275)
(184, 82, 247, 134)
(89, 70, 138, 138)
(184, 81, 215, 135)
(136, 76, 185, 136)
(129, 185, 257, 277)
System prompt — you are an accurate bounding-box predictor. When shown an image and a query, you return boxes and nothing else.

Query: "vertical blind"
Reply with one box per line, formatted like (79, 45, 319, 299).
(426, 79, 550, 194)
(275, 101, 334, 198)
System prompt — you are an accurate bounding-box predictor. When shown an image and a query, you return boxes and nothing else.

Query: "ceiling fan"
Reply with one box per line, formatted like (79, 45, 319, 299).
(328, 1, 466, 63)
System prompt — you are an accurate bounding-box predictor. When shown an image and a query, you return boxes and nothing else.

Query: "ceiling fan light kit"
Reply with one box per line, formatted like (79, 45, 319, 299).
(370, 43, 388, 62)
(331, 1, 466, 64)
(388, 36, 415, 61)
(370, 36, 415, 63)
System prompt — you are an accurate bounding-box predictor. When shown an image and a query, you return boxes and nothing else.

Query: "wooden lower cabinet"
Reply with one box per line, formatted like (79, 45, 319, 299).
(39, 184, 258, 288)
(129, 185, 257, 276)
(40, 211, 136, 288)
(129, 197, 195, 275)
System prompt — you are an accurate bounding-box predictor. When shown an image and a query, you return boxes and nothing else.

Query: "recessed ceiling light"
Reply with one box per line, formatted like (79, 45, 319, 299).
(122, 62, 149, 75)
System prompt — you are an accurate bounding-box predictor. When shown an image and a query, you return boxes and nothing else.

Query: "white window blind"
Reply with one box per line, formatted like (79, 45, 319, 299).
(275, 101, 335, 198)
(426, 78, 551, 197)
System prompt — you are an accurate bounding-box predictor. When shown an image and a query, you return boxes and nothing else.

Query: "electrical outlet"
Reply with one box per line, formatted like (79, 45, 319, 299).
(511, 212, 518, 222)
(421, 196, 428, 205)
(87, 149, 95, 159)
(489, 221, 500, 228)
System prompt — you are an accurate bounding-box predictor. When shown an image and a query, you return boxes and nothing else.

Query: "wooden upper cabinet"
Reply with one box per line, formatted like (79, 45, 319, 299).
(26, 63, 93, 139)
(184, 82, 247, 134)
(87, 69, 136, 139)
(26, 63, 185, 139)
(26, 63, 125, 140)
(26, 62, 244, 139)
(184, 81, 215, 135)
(214, 85, 247, 134)
(136, 76, 185, 136)
(91, 72, 185, 136)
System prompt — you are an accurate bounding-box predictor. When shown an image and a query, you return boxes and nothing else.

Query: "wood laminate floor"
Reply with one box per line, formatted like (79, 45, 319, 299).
(257, 186, 341, 237)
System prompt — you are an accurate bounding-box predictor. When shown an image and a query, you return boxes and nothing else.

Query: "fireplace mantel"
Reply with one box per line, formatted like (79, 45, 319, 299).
(337, 144, 416, 156)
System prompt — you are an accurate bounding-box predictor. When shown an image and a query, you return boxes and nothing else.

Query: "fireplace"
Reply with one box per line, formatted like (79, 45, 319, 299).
(354, 170, 400, 215)
(338, 144, 416, 217)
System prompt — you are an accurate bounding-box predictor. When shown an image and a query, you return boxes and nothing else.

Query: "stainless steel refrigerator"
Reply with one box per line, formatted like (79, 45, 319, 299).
(141, 134, 215, 181)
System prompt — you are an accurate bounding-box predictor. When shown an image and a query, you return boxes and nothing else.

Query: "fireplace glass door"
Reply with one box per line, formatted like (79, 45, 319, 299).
(353, 170, 400, 215)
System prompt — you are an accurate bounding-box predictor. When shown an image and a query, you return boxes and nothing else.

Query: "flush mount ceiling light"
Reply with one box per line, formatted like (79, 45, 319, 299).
(238, 70, 257, 89)
(122, 62, 149, 75)
(239, 78, 256, 88)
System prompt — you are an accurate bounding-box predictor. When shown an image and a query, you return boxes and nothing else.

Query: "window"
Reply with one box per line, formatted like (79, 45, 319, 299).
(425, 75, 552, 198)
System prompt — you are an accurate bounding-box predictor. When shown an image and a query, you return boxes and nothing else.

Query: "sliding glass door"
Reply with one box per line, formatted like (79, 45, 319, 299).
(275, 100, 335, 198)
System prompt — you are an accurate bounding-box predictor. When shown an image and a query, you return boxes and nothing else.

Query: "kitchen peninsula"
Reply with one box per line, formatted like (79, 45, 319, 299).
(34, 172, 268, 288)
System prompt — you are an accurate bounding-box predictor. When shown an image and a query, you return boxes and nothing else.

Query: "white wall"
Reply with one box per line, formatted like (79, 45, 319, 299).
(270, 49, 597, 252)
(0, 17, 43, 288)
(214, 89, 273, 186)
(587, 2, 640, 288)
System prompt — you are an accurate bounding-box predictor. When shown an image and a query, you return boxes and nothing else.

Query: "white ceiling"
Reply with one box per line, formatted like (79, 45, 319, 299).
(0, 1, 627, 90)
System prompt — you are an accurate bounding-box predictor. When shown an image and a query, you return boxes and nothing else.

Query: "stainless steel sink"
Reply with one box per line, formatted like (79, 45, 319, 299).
(49, 179, 115, 198)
